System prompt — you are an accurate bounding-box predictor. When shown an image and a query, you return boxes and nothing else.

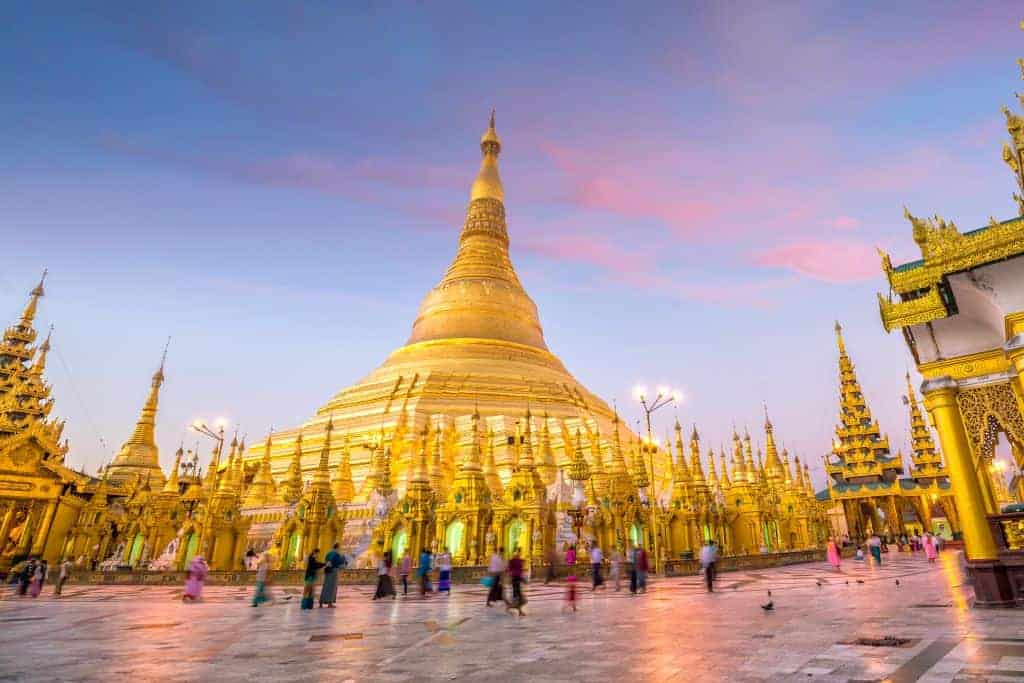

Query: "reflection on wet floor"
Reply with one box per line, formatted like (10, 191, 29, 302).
(1, 552, 1022, 682)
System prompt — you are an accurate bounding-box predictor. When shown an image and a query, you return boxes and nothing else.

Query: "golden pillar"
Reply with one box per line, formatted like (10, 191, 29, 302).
(29, 500, 58, 556)
(922, 377, 998, 560)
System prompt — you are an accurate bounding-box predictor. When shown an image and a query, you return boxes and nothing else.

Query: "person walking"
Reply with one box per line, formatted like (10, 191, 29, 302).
(319, 543, 344, 607)
(252, 550, 273, 607)
(544, 546, 559, 585)
(628, 543, 639, 595)
(55, 558, 72, 596)
(636, 545, 649, 593)
(372, 550, 395, 600)
(700, 540, 718, 593)
(182, 555, 208, 602)
(589, 543, 604, 590)
(609, 546, 624, 591)
(17, 558, 36, 597)
(301, 549, 325, 610)
(506, 548, 526, 616)
(923, 532, 938, 563)
(28, 560, 47, 598)
(436, 547, 452, 595)
(867, 533, 883, 566)
(398, 552, 412, 596)
(417, 547, 433, 596)
(826, 537, 842, 572)
(486, 547, 506, 606)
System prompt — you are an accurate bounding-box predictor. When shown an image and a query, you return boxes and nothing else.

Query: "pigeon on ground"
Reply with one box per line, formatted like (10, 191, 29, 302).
(895, 579, 900, 588)
(856, 579, 865, 584)
(815, 579, 823, 587)
(761, 590, 774, 611)
(844, 580, 849, 585)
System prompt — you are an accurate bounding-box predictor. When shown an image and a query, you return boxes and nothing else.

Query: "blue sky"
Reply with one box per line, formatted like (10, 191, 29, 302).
(2, 2, 1022, 481)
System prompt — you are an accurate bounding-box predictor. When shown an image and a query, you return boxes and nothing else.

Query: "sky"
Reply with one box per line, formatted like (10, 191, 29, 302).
(2, 2, 1022, 486)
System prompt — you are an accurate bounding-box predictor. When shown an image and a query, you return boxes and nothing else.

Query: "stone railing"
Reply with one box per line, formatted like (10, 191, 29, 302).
(61, 549, 825, 586)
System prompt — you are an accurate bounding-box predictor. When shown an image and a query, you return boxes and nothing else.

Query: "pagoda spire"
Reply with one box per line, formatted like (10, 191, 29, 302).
(718, 447, 731, 491)
(405, 111, 548, 350)
(520, 408, 536, 469)
(673, 418, 690, 481)
(243, 431, 283, 509)
(905, 371, 944, 474)
(429, 425, 446, 495)
(29, 326, 52, 377)
(105, 342, 169, 487)
(689, 425, 706, 486)
(162, 444, 184, 494)
(332, 433, 355, 503)
(471, 108, 504, 202)
(281, 432, 304, 504)
(19, 269, 47, 328)
(538, 412, 557, 485)
(483, 425, 503, 498)
(730, 428, 746, 484)
(462, 409, 484, 472)
(762, 404, 783, 478)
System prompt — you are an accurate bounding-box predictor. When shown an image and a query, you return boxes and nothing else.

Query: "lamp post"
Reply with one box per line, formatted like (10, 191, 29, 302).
(632, 385, 682, 573)
(191, 419, 227, 477)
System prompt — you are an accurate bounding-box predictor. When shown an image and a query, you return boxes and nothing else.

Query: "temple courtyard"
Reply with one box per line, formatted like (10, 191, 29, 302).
(2, 554, 1023, 682)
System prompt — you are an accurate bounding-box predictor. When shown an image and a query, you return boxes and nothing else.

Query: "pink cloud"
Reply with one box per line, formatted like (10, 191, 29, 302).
(830, 216, 859, 231)
(519, 232, 658, 287)
(751, 241, 881, 283)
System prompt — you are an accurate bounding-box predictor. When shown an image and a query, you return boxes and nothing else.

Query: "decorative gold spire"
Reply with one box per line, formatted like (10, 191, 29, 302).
(519, 408, 536, 469)
(762, 404, 783, 477)
(904, 371, 944, 475)
(281, 432, 304, 504)
(462, 408, 484, 472)
(538, 413, 557, 485)
(313, 418, 334, 487)
(105, 343, 169, 487)
(410, 426, 431, 487)
(405, 111, 549, 350)
(569, 428, 592, 484)
(19, 269, 47, 328)
(731, 429, 746, 484)
(243, 431, 283, 509)
(29, 326, 51, 377)
(470, 108, 503, 202)
(162, 444, 183, 494)
(332, 432, 355, 503)
(689, 425, 705, 486)
(718, 447, 731, 490)
(429, 425, 446, 495)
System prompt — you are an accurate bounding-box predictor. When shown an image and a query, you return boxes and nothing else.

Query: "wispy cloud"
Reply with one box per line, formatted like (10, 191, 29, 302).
(750, 240, 881, 283)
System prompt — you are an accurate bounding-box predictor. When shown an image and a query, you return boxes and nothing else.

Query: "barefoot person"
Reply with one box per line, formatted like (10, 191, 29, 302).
(827, 537, 842, 572)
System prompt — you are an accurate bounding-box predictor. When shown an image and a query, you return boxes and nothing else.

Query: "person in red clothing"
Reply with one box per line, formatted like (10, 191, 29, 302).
(634, 545, 649, 594)
(505, 547, 526, 616)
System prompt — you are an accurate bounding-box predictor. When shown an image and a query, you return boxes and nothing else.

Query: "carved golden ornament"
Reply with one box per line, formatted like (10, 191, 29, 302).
(919, 349, 1010, 381)
(882, 212, 1024, 300)
(956, 383, 1024, 459)
(878, 286, 948, 333)
(1002, 518, 1024, 551)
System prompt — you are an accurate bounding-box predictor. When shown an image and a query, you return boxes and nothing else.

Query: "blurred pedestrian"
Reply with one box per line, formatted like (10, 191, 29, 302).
(29, 560, 47, 598)
(399, 552, 411, 596)
(320, 543, 344, 607)
(636, 545, 649, 593)
(252, 550, 273, 607)
(17, 558, 35, 597)
(923, 532, 938, 563)
(437, 547, 452, 594)
(418, 547, 433, 596)
(301, 549, 324, 610)
(590, 543, 604, 590)
(55, 558, 72, 596)
(609, 546, 624, 591)
(182, 555, 208, 602)
(867, 534, 882, 566)
(372, 550, 395, 600)
(486, 547, 505, 606)
(506, 547, 526, 616)
(827, 537, 841, 572)
(700, 540, 717, 593)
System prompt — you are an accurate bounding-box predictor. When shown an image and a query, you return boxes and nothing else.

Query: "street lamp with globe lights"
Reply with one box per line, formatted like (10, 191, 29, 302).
(632, 384, 683, 573)
(191, 418, 228, 475)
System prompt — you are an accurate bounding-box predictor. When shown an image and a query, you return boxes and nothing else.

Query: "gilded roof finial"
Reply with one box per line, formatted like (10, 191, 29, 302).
(470, 109, 504, 202)
(19, 269, 47, 326)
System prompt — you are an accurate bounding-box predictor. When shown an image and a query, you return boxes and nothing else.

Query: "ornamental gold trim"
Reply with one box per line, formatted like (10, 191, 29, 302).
(878, 286, 948, 333)
(919, 349, 1010, 381)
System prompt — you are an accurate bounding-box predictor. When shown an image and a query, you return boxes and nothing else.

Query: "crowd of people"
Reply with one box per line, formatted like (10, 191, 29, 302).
(4, 530, 948, 607)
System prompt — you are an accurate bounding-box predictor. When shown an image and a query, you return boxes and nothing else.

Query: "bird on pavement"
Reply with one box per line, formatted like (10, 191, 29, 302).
(856, 579, 865, 584)
(761, 590, 774, 611)
(895, 579, 900, 589)
(815, 579, 823, 587)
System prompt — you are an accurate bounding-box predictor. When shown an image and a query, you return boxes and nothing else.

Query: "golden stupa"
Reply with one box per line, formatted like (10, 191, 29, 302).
(246, 112, 621, 497)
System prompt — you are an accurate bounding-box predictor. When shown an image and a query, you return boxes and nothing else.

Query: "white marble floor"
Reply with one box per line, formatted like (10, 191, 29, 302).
(1, 551, 1022, 682)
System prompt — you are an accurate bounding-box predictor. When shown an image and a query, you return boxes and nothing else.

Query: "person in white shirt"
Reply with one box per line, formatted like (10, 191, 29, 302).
(590, 543, 604, 589)
(700, 540, 718, 593)
(486, 547, 506, 606)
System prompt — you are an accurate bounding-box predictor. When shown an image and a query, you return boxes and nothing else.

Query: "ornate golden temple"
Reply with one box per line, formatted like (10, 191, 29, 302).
(872, 27, 1024, 606)
(0, 114, 828, 575)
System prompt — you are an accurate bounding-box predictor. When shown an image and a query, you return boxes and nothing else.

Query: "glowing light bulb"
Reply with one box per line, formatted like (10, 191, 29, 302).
(672, 390, 683, 403)
(633, 385, 648, 401)
(191, 419, 204, 429)
(657, 385, 670, 397)
(214, 417, 229, 429)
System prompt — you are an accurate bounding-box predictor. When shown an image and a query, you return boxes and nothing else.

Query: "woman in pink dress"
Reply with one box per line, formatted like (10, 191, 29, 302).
(182, 555, 209, 602)
(923, 533, 938, 563)
(826, 538, 841, 572)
